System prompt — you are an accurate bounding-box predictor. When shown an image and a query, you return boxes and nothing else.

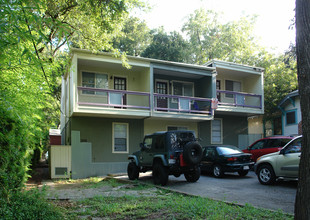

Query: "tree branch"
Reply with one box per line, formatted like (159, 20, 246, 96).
(20, 2, 51, 89)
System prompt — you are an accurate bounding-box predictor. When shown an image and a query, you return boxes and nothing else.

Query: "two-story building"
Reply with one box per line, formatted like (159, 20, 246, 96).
(58, 49, 264, 179)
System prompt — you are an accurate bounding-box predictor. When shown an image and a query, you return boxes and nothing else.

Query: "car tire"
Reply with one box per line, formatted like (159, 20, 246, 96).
(238, 170, 249, 177)
(152, 162, 169, 186)
(213, 164, 224, 178)
(257, 164, 276, 185)
(127, 162, 139, 180)
(183, 142, 203, 165)
(184, 166, 201, 182)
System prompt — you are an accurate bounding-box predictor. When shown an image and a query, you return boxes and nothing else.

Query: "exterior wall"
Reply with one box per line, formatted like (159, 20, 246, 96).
(71, 116, 144, 163)
(282, 98, 301, 136)
(50, 145, 71, 179)
(144, 119, 198, 136)
(198, 115, 248, 147)
(248, 115, 263, 135)
(59, 52, 266, 178)
(71, 131, 128, 179)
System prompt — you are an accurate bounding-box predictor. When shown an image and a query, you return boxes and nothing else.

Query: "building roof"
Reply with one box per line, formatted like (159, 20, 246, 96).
(70, 48, 216, 73)
(278, 90, 299, 107)
(205, 59, 264, 74)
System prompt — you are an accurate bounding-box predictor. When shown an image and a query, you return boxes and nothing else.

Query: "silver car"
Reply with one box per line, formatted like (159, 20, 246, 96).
(254, 136, 301, 185)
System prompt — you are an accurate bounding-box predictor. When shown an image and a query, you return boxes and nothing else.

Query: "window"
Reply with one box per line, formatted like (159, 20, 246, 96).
(265, 138, 292, 148)
(211, 119, 222, 144)
(82, 72, 108, 94)
(167, 126, 188, 131)
(284, 138, 301, 154)
(144, 137, 152, 149)
(286, 110, 297, 125)
(225, 80, 241, 98)
(113, 123, 128, 153)
(172, 81, 194, 97)
(250, 140, 266, 150)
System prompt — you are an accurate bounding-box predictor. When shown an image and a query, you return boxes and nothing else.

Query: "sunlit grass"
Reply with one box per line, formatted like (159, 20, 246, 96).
(59, 185, 293, 220)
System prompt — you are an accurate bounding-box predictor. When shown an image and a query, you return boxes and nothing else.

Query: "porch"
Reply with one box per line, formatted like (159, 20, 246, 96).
(76, 87, 214, 119)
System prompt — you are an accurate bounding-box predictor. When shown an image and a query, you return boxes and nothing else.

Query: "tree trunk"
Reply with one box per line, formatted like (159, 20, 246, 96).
(295, 0, 310, 219)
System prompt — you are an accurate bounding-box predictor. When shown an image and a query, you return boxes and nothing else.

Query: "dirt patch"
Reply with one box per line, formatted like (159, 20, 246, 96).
(40, 178, 159, 201)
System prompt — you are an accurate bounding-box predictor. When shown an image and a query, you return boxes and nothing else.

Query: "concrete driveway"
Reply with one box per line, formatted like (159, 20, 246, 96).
(119, 171, 297, 214)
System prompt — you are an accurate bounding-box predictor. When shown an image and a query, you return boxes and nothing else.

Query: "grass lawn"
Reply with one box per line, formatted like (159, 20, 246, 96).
(49, 178, 293, 220)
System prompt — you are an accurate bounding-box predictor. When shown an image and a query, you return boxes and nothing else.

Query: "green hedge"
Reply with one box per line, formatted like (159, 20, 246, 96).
(0, 188, 64, 220)
(0, 102, 31, 200)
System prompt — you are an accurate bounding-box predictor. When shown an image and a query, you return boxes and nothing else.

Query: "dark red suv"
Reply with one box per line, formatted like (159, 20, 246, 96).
(242, 136, 294, 162)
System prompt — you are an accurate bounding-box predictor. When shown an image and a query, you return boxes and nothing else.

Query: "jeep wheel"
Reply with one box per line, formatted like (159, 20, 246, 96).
(183, 142, 203, 165)
(127, 162, 139, 180)
(152, 162, 169, 186)
(257, 164, 276, 185)
(213, 164, 223, 178)
(184, 166, 201, 182)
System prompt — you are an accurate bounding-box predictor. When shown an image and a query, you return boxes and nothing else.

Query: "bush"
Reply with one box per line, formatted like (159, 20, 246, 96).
(0, 102, 31, 200)
(0, 188, 64, 220)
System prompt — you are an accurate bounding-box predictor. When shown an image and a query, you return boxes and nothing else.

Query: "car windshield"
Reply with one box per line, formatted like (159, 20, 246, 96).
(217, 146, 242, 155)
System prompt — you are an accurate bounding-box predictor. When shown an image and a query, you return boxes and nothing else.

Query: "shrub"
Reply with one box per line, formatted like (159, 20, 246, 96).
(0, 102, 31, 200)
(0, 188, 64, 220)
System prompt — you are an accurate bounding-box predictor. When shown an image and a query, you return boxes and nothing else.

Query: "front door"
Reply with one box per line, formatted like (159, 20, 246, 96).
(156, 81, 168, 111)
(114, 77, 126, 108)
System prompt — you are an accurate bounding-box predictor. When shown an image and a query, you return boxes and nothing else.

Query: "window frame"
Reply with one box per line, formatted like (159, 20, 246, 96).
(285, 109, 297, 126)
(167, 126, 188, 131)
(171, 80, 194, 96)
(112, 122, 129, 154)
(171, 80, 195, 104)
(211, 118, 223, 144)
(81, 71, 109, 95)
(225, 80, 241, 98)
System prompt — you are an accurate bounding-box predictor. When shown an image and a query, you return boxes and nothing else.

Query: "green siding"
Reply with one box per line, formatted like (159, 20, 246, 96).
(71, 116, 144, 163)
(198, 115, 248, 146)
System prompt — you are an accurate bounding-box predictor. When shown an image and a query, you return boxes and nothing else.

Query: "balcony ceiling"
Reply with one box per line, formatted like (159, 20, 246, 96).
(154, 68, 208, 79)
(217, 67, 261, 78)
(78, 58, 148, 73)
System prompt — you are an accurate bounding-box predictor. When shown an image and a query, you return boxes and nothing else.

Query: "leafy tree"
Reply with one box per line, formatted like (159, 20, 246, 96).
(141, 27, 190, 62)
(182, 9, 262, 65)
(113, 16, 151, 56)
(0, 0, 143, 200)
(258, 51, 298, 121)
(295, 0, 310, 218)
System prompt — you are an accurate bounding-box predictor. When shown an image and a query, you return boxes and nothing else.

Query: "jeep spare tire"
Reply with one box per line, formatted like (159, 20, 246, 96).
(183, 142, 203, 165)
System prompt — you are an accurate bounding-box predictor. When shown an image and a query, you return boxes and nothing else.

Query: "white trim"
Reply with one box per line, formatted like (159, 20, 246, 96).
(112, 122, 129, 154)
(211, 118, 223, 144)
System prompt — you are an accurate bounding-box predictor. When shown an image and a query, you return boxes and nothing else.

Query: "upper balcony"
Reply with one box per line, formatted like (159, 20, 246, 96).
(77, 87, 214, 120)
(206, 60, 264, 115)
(64, 49, 217, 121)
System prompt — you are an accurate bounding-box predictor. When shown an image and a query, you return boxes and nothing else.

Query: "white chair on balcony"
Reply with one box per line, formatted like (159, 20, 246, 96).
(109, 92, 122, 106)
(179, 98, 190, 111)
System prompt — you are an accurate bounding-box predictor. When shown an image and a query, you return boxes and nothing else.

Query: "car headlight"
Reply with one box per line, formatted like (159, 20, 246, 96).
(256, 157, 261, 162)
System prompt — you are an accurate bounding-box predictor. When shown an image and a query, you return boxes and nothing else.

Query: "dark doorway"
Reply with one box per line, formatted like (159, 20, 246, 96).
(156, 81, 168, 110)
(114, 77, 127, 108)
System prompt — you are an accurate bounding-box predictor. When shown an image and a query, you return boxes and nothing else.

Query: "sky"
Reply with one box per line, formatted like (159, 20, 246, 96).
(136, 0, 296, 54)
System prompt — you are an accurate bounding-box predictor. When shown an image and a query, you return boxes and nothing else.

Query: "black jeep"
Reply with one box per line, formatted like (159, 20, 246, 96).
(127, 130, 203, 186)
